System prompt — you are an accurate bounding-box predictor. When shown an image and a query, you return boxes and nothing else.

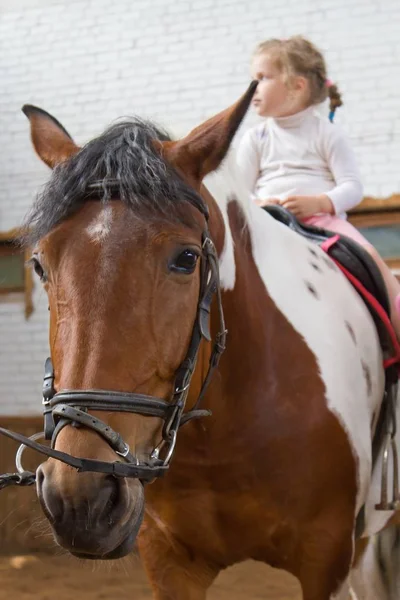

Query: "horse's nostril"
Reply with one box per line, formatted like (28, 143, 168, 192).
(36, 465, 63, 523)
(36, 465, 45, 490)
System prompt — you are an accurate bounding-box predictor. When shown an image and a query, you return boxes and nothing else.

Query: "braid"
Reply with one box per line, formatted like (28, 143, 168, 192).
(327, 83, 343, 122)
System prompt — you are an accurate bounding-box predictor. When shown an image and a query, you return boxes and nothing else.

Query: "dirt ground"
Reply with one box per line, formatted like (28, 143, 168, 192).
(0, 553, 302, 600)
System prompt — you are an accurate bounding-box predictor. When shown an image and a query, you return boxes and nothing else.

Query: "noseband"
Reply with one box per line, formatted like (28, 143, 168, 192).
(0, 186, 227, 489)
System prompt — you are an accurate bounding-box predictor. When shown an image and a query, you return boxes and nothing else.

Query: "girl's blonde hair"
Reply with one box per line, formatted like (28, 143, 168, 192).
(254, 36, 343, 119)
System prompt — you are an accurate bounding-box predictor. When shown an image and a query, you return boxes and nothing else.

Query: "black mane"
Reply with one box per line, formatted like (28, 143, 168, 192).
(23, 118, 206, 246)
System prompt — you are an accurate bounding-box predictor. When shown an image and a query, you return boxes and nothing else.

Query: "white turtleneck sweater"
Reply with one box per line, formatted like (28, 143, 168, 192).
(236, 106, 363, 219)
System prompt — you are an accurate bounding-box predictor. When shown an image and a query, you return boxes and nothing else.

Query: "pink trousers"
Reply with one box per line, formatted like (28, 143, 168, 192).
(304, 214, 372, 248)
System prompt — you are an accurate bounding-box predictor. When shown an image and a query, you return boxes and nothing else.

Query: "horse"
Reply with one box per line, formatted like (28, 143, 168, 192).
(18, 82, 400, 599)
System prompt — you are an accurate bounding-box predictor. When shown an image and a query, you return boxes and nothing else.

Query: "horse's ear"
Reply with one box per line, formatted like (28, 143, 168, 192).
(162, 81, 258, 185)
(22, 104, 80, 169)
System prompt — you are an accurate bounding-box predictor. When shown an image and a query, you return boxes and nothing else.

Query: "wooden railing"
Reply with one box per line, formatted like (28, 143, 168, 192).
(348, 194, 400, 226)
(348, 195, 400, 275)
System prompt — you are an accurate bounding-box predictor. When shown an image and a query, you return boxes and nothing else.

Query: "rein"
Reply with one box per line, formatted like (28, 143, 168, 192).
(0, 188, 227, 489)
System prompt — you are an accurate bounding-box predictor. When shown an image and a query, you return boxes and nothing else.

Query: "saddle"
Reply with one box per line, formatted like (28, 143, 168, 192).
(264, 205, 400, 523)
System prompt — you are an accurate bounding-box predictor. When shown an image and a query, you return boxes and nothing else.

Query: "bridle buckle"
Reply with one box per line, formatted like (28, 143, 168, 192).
(115, 443, 131, 459)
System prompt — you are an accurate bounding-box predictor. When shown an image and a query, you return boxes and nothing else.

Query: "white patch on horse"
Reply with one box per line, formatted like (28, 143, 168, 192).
(209, 151, 389, 537)
(250, 207, 386, 519)
(87, 205, 113, 241)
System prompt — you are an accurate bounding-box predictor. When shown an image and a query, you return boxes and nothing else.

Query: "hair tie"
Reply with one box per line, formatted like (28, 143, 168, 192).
(325, 79, 333, 88)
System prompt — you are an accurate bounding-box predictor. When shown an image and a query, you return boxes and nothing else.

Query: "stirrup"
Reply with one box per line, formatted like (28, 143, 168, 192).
(375, 432, 400, 510)
(375, 380, 400, 511)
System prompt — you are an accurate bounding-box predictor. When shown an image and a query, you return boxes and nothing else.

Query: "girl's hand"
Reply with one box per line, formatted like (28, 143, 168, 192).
(280, 195, 334, 219)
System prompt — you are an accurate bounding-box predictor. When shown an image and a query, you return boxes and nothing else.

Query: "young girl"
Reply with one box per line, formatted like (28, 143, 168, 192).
(236, 35, 400, 338)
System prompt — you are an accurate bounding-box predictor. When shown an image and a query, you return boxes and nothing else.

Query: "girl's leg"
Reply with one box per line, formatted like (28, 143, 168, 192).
(366, 245, 400, 335)
(308, 214, 400, 340)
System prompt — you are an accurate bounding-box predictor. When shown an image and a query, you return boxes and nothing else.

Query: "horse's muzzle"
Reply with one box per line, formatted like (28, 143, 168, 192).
(36, 462, 144, 559)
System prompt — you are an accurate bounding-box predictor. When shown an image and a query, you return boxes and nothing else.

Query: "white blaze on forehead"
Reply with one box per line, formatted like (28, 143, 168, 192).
(86, 205, 114, 241)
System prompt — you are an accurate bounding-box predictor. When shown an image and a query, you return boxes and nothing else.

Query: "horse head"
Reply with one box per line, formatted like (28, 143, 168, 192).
(22, 83, 257, 559)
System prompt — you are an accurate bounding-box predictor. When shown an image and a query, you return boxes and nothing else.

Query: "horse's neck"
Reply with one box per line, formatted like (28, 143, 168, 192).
(203, 158, 283, 303)
(203, 158, 286, 293)
(195, 168, 284, 407)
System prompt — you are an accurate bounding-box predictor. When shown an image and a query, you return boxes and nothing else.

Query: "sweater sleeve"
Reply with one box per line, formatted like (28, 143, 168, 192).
(235, 128, 261, 202)
(323, 124, 364, 215)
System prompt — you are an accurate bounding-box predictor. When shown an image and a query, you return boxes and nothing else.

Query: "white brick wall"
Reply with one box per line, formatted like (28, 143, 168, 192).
(1, 0, 400, 414)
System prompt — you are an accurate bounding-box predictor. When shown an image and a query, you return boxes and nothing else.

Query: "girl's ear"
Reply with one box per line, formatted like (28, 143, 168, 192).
(293, 75, 308, 94)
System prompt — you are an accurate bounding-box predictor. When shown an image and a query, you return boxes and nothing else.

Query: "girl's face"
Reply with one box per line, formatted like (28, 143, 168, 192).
(251, 53, 308, 118)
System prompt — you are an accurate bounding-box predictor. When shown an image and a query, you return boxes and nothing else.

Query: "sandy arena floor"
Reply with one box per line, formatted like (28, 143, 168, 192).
(0, 553, 302, 600)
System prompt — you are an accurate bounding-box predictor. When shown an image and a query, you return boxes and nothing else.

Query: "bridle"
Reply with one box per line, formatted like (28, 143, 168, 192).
(0, 182, 227, 489)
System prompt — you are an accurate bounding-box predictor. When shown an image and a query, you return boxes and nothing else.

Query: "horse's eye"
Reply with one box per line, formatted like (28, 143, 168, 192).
(170, 250, 199, 274)
(31, 257, 46, 282)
